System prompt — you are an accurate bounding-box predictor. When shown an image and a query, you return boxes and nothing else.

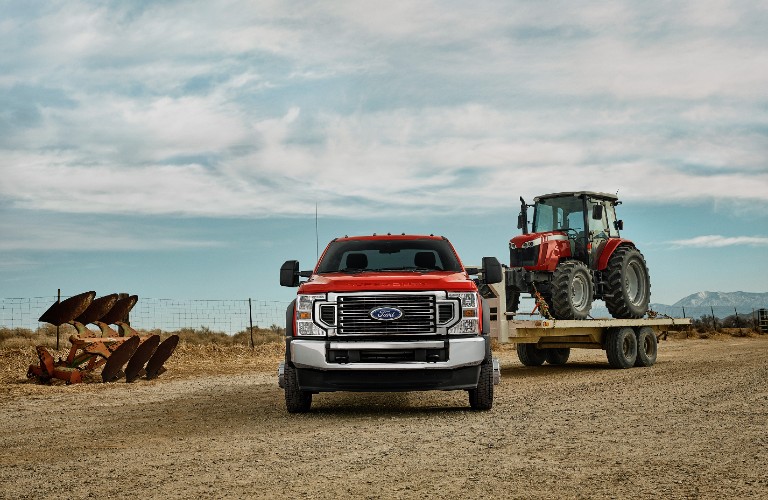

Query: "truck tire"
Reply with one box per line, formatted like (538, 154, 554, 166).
(544, 348, 570, 365)
(606, 327, 637, 369)
(551, 260, 593, 320)
(634, 326, 657, 367)
(516, 343, 546, 366)
(284, 363, 312, 413)
(604, 247, 651, 319)
(468, 359, 493, 410)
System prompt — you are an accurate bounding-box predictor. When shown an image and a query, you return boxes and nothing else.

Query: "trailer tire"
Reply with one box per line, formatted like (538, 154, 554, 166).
(544, 348, 570, 365)
(284, 364, 312, 413)
(516, 343, 546, 366)
(551, 260, 593, 320)
(634, 326, 657, 367)
(604, 247, 651, 319)
(606, 327, 637, 369)
(469, 358, 494, 410)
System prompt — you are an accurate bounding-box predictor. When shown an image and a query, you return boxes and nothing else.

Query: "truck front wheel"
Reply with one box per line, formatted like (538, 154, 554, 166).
(468, 360, 493, 411)
(284, 364, 312, 413)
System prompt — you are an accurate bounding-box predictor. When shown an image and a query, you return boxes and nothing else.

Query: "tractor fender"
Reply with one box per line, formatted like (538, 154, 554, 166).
(596, 239, 635, 270)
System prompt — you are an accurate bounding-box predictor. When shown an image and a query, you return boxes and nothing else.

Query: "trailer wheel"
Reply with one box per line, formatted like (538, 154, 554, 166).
(551, 260, 593, 320)
(468, 359, 494, 410)
(544, 348, 570, 365)
(604, 247, 651, 319)
(516, 343, 546, 366)
(606, 327, 637, 369)
(284, 364, 312, 413)
(634, 327, 657, 367)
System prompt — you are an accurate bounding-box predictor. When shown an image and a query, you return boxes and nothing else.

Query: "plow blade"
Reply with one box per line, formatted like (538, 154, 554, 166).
(125, 335, 161, 382)
(74, 294, 119, 325)
(99, 295, 138, 325)
(102, 336, 140, 382)
(145, 335, 179, 380)
(38, 291, 96, 326)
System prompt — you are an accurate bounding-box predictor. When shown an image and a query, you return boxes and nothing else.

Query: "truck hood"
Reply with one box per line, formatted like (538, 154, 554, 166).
(298, 271, 477, 294)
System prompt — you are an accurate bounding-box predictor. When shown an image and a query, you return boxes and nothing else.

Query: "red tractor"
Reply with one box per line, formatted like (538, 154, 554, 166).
(507, 191, 651, 320)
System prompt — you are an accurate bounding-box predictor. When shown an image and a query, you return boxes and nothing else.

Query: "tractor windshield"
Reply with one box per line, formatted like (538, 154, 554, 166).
(533, 196, 585, 234)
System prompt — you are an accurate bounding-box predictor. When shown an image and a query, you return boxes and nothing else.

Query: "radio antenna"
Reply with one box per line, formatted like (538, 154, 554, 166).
(315, 202, 319, 262)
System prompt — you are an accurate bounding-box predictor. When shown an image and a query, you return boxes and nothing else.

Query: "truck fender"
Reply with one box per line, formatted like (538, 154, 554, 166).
(482, 298, 491, 335)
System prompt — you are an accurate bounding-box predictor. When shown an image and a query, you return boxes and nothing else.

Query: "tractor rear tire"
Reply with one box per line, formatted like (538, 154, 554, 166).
(516, 343, 546, 366)
(284, 364, 312, 413)
(551, 260, 594, 320)
(634, 326, 657, 367)
(544, 348, 570, 365)
(469, 358, 494, 410)
(605, 246, 651, 319)
(606, 327, 637, 369)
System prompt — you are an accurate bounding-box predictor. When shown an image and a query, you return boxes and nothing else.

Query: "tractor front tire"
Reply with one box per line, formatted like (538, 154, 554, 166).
(516, 343, 547, 366)
(551, 260, 594, 320)
(605, 247, 651, 319)
(606, 327, 637, 369)
(284, 364, 312, 413)
(634, 326, 658, 367)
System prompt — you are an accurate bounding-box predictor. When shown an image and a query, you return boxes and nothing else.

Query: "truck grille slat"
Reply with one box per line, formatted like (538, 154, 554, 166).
(337, 294, 437, 334)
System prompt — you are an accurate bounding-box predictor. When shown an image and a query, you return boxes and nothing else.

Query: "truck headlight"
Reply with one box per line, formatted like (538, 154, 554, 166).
(447, 292, 480, 334)
(295, 294, 327, 336)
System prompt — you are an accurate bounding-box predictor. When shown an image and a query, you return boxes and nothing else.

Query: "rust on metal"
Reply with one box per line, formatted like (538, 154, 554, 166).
(28, 292, 179, 384)
(38, 291, 96, 326)
(99, 295, 138, 325)
(102, 336, 140, 383)
(125, 335, 160, 382)
(75, 294, 119, 325)
(145, 335, 179, 380)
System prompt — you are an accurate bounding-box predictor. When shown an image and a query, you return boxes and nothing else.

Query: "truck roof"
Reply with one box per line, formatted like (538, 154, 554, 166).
(333, 234, 446, 242)
(535, 191, 619, 202)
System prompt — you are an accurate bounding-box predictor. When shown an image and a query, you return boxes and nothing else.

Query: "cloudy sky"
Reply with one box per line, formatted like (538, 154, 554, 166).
(1, 0, 767, 306)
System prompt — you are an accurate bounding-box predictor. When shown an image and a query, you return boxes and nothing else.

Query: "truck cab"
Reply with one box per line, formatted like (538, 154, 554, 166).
(278, 234, 502, 413)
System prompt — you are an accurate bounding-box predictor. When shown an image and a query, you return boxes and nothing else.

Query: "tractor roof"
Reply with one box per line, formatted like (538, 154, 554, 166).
(534, 191, 619, 203)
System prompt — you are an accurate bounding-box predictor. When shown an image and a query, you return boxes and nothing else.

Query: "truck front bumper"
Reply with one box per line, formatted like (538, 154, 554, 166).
(279, 336, 498, 392)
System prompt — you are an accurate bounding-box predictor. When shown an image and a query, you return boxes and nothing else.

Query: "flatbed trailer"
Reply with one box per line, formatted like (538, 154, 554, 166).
(481, 271, 692, 369)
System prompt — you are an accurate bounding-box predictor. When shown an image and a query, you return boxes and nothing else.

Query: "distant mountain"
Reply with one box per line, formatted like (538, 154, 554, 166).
(672, 291, 768, 309)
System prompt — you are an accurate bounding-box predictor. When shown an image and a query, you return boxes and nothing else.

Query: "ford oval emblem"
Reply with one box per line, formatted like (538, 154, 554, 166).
(370, 306, 403, 321)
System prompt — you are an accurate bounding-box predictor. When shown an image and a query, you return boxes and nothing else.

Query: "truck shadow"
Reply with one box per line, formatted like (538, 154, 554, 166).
(500, 362, 614, 378)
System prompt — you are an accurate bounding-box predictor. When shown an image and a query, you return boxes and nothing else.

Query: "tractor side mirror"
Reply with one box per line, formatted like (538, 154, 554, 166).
(481, 257, 503, 285)
(614, 220, 624, 231)
(592, 204, 604, 220)
(280, 260, 301, 287)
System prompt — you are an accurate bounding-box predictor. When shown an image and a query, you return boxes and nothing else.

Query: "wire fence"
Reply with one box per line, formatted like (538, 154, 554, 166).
(0, 297, 291, 335)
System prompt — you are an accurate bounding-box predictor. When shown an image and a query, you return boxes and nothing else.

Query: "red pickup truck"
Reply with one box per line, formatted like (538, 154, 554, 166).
(278, 234, 502, 413)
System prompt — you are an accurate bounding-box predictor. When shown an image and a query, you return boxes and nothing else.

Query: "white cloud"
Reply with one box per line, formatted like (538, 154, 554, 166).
(670, 235, 768, 248)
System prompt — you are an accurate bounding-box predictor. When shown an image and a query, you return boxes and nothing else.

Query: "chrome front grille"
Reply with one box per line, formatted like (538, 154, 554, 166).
(337, 294, 436, 334)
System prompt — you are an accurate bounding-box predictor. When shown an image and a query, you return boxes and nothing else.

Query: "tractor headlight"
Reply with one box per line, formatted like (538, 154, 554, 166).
(447, 292, 480, 334)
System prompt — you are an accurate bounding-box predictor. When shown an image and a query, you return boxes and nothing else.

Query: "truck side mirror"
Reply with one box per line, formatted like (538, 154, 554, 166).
(280, 260, 300, 287)
(481, 257, 503, 285)
(592, 204, 603, 220)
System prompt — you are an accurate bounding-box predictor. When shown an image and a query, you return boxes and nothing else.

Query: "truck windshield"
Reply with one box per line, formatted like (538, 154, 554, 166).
(533, 196, 585, 234)
(316, 239, 463, 274)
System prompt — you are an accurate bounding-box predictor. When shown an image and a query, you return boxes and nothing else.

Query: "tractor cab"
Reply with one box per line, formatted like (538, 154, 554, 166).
(508, 191, 650, 321)
(516, 192, 623, 270)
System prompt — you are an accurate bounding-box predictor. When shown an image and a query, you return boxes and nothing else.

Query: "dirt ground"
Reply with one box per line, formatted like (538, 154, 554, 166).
(1, 336, 767, 499)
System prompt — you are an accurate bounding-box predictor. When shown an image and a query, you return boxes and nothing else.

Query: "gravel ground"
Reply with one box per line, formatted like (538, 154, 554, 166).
(1, 336, 767, 499)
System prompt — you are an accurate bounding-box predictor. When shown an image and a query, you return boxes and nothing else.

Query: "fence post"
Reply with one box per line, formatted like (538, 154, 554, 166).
(249, 298, 254, 350)
(56, 289, 61, 350)
(682, 306, 686, 319)
(711, 306, 716, 329)
(734, 307, 739, 328)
